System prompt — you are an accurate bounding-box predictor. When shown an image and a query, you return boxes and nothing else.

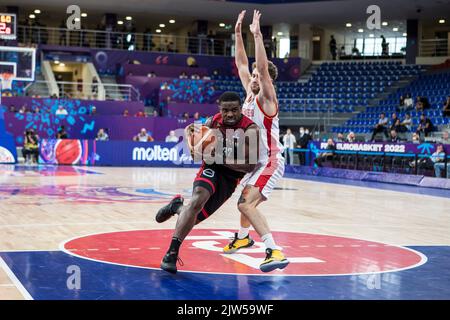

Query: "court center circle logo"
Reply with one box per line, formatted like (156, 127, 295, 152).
(62, 229, 427, 276)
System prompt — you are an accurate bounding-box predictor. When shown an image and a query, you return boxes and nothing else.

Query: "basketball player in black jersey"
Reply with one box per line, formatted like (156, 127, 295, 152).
(155, 91, 259, 273)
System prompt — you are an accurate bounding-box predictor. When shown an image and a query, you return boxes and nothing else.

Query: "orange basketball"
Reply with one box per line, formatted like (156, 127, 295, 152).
(189, 125, 216, 153)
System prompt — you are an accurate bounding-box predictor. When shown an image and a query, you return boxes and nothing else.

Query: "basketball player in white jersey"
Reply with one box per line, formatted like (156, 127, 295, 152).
(222, 10, 289, 272)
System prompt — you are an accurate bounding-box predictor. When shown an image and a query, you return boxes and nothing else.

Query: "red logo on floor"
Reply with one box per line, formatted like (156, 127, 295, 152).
(62, 229, 426, 276)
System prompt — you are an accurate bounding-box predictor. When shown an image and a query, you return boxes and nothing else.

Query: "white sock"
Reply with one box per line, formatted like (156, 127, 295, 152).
(238, 227, 250, 239)
(261, 233, 282, 250)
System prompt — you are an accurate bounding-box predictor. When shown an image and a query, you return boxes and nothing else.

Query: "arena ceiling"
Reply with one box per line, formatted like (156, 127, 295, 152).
(6, 0, 450, 25)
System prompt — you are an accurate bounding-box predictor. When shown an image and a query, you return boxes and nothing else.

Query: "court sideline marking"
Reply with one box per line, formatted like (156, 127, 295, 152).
(0, 257, 33, 300)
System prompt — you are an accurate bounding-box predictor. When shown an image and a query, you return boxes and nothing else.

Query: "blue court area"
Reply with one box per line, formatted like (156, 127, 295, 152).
(1, 246, 449, 300)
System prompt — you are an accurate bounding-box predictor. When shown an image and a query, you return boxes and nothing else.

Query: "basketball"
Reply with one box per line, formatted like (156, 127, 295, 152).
(189, 125, 216, 154)
(55, 139, 82, 164)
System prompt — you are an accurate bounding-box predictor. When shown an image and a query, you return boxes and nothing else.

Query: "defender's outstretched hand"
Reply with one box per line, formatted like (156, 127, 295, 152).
(235, 10, 246, 33)
(249, 10, 262, 36)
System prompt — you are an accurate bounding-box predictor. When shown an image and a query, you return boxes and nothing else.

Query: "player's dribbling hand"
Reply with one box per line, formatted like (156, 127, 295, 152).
(184, 123, 195, 151)
(249, 10, 262, 36)
(235, 10, 246, 33)
(185, 123, 205, 159)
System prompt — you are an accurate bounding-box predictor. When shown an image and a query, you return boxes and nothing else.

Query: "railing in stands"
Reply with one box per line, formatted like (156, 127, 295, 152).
(16, 25, 261, 57)
(419, 39, 449, 57)
(24, 80, 140, 101)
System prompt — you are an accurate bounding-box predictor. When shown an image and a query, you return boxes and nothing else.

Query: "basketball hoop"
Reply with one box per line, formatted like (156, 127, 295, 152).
(0, 72, 14, 105)
(0, 72, 13, 91)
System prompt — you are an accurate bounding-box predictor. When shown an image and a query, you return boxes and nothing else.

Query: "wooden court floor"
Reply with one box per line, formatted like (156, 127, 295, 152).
(0, 165, 449, 300)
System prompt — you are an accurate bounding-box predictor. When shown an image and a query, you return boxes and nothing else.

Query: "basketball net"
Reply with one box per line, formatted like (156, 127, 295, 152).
(0, 72, 14, 106)
(0, 72, 13, 92)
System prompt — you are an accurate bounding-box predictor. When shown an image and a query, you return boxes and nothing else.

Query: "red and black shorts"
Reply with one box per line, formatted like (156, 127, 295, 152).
(193, 164, 245, 222)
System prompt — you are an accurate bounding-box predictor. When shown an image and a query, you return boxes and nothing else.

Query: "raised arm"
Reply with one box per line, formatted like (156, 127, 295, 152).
(250, 10, 277, 116)
(235, 10, 252, 93)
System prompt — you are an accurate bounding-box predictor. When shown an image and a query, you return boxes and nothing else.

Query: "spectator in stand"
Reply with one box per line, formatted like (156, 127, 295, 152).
(19, 105, 27, 114)
(416, 114, 433, 137)
(33, 106, 40, 114)
(96, 128, 109, 141)
(433, 144, 448, 178)
(390, 113, 400, 131)
(415, 96, 423, 111)
(152, 110, 159, 117)
(23, 129, 39, 164)
(90, 106, 97, 116)
(411, 144, 445, 173)
(55, 105, 68, 115)
(370, 113, 389, 141)
(133, 128, 154, 142)
(282, 128, 297, 165)
(443, 96, 450, 117)
(440, 131, 449, 144)
(412, 132, 421, 144)
(123, 109, 129, 117)
(91, 76, 98, 96)
(399, 95, 405, 111)
(296, 127, 310, 165)
(415, 96, 430, 112)
(57, 125, 68, 139)
(167, 42, 175, 52)
(8, 105, 16, 113)
(381, 35, 389, 56)
(404, 93, 413, 111)
(182, 112, 189, 120)
(305, 128, 311, 139)
(347, 131, 356, 143)
(191, 73, 200, 80)
(336, 132, 345, 142)
(329, 35, 337, 60)
(392, 119, 406, 133)
(389, 129, 399, 143)
(401, 113, 412, 132)
(314, 138, 336, 167)
(179, 72, 188, 79)
(160, 82, 170, 90)
(165, 130, 179, 143)
(147, 71, 156, 78)
(135, 110, 146, 117)
(193, 112, 200, 121)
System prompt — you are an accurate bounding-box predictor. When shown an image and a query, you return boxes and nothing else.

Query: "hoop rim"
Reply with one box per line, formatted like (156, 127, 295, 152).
(0, 72, 14, 80)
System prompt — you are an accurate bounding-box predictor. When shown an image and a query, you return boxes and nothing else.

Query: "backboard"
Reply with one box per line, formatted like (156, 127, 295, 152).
(0, 45, 36, 81)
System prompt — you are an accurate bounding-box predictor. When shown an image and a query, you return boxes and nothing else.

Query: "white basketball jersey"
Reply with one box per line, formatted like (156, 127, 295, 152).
(242, 94, 284, 164)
